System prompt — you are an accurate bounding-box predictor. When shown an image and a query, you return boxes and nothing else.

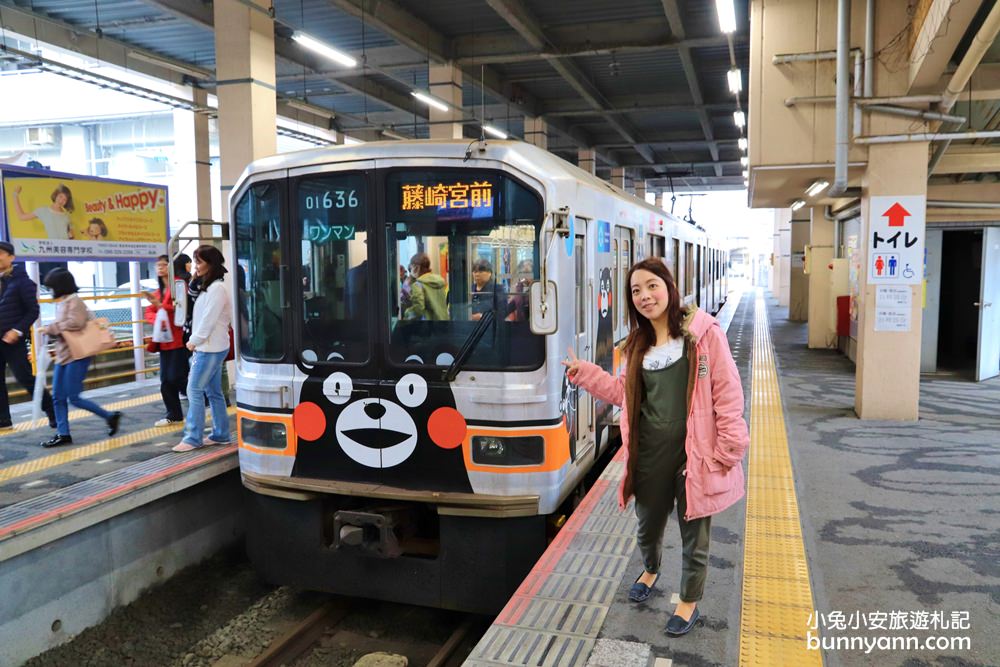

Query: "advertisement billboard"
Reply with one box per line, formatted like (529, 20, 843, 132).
(0, 166, 168, 260)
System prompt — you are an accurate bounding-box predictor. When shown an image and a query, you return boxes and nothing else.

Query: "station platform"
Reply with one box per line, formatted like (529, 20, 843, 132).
(0, 378, 236, 516)
(0, 378, 242, 666)
(469, 290, 997, 667)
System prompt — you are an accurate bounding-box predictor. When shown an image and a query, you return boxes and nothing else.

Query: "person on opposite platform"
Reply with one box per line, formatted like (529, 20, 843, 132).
(0, 241, 56, 430)
(173, 245, 232, 452)
(563, 257, 749, 637)
(39, 268, 121, 448)
(144, 255, 188, 427)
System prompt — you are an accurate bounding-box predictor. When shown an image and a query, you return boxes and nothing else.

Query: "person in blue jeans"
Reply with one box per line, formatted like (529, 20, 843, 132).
(173, 245, 232, 452)
(39, 268, 121, 448)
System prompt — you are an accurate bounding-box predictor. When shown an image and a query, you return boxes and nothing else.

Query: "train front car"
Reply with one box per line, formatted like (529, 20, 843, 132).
(232, 141, 580, 613)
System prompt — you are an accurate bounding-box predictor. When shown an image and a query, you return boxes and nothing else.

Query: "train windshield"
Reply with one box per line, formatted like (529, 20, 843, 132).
(385, 169, 544, 370)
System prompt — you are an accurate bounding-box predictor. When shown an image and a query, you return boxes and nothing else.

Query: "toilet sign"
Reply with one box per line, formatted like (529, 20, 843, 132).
(868, 195, 925, 285)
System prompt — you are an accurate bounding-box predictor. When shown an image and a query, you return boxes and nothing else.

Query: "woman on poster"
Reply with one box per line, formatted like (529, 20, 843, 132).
(12, 183, 74, 240)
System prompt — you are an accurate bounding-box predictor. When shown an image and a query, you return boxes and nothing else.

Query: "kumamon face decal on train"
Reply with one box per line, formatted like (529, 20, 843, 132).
(292, 365, 472, 493)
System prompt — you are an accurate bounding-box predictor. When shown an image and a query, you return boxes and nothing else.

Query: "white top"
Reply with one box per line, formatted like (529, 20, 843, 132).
(189, 280, 233, 352)
(33, 207, 71, 240)
(642, 337, 685, 370)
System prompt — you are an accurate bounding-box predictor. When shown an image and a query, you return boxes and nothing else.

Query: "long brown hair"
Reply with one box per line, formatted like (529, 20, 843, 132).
(619, 257, 687, 500)
(193, 244, 228, 288)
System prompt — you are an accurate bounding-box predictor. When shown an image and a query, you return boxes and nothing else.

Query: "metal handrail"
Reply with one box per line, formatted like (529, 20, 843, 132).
(7, 366, 161, 399)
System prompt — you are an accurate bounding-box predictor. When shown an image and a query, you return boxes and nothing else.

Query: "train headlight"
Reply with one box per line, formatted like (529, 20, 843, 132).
(240, 418, 288, 449)
(472, 435, 544, 466)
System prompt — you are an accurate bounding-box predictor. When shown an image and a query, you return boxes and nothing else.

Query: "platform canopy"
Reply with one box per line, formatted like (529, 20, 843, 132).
(0, 0, 749, 193)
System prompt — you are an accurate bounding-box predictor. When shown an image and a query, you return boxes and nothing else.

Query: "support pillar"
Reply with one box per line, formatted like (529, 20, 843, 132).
(855, 141, 927, 420)
(807, 208, 835, 348)
(789, 216, 809, 321)
(634, 179, 646, 200)
(610, 167, 626, 189)
(429, 62, 464, 139)
(171, 88, 212, 231)
(577, 149, 596, 175)
(774, 209, 791, 307)
(524, 117, 548, 149)
(213, 0, 276, 224)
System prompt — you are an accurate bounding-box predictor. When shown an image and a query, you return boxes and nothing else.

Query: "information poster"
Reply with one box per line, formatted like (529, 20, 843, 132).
(874, 286, 911, 332)
(0, 166, 168, 260)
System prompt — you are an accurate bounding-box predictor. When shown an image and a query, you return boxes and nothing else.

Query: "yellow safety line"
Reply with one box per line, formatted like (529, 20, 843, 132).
(0, 406, 236, 484)
(0, 392, 162, 438)
(739, 294, 823, 666)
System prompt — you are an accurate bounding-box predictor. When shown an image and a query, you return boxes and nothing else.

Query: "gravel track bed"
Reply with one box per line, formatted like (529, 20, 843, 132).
(24, 548, 484, 667)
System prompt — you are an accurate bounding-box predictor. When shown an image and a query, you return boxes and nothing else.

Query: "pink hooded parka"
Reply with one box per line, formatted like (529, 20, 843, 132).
(570, 307, 749, 520)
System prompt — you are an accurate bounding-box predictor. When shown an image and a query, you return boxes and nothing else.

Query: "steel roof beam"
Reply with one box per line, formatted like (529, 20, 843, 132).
(485, 0, 658, 165)
(323, 0, 612, 162)
(660, 0, 722, 177)
(0, 1, 198, 85)
(137, 0, 424, 116)
(543, 96, 733, 117)
(451, 19, 738, 65)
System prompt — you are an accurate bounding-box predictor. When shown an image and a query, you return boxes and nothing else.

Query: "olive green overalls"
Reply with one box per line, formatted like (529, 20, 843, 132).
(633, 354, 712, 602)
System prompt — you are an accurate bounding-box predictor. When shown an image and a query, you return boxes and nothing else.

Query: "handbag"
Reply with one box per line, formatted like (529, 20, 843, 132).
(62, 318, 116, 361)
(225, 326, 235, 362)
(151, 308, 174, 343)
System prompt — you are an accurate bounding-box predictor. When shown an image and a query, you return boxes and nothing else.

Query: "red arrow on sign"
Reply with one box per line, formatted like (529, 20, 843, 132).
(883, 202, 911, 227)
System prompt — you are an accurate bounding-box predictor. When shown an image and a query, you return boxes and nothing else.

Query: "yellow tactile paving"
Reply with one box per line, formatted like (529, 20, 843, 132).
(739, 294, 824, 666)
(0, 406, 236, 484)
(0, 392, 162, 437)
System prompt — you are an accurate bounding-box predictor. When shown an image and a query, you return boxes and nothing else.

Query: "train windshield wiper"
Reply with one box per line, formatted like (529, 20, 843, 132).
(443, 310, 495, 382)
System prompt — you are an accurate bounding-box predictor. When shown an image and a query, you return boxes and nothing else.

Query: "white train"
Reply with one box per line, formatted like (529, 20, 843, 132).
(230, 139, 728, 612)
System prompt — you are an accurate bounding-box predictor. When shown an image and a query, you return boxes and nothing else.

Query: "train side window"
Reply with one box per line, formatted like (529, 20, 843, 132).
(294, 171, 370, 364)
(649, 235, 665, 259)
(234, 181, 285, 361)
(672, 238, 680, 284)
(684, 242, 694, 297)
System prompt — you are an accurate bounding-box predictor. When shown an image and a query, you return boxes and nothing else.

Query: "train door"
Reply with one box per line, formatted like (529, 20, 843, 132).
(977, 227, 1000, 381)
(573, 230, 591, 460)
(614, 227, 634, 344)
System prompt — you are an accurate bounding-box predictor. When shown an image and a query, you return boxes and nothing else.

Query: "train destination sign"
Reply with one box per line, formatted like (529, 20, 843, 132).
(400, 181, 494, 212)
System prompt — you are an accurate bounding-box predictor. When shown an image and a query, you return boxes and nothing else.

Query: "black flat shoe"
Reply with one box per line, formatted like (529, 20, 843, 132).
(665, 607, 700, 636)
(41, 434, 73, 448)
(628, 573, 659, 602)
(107, 411, 122, 437)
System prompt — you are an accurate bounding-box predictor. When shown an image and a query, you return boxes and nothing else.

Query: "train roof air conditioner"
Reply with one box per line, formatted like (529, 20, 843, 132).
(26, 126, 59, 146)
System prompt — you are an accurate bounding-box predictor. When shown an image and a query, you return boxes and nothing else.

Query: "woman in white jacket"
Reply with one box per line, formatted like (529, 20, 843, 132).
(173, 245, 232, 452)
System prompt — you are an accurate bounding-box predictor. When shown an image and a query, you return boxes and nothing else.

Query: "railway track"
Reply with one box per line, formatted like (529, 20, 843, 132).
(250, 597, 478, 667)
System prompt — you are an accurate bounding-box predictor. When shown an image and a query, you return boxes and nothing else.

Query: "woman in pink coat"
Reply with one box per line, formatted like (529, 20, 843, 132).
(563, 257, 748, 636)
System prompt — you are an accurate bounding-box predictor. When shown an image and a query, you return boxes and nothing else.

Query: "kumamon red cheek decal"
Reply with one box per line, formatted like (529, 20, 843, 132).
(429, 407, 467, 449)
(293, 402, 326, 441)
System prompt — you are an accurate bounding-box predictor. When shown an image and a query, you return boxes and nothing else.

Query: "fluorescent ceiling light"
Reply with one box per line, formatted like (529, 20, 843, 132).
(805, 179, 830, 197)
(740, 156, 749, 167)
(411, 91, 449, 112)
(127, 50, 211, 79)
(738, 136, 748, 151)
(292, 32, 357, 68)
(733, 110, 745, 128)
(482, 124, 507, 139)
(790, 199, 806, 211)
(285, 99, 335, 119)
(727, 68, 742, 94)
(742, 169, 749, 179)
(716, 0, 737, 33)
(343, 136, 363, 145)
